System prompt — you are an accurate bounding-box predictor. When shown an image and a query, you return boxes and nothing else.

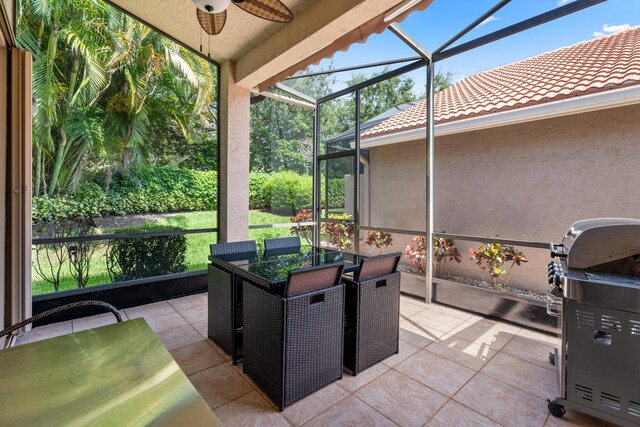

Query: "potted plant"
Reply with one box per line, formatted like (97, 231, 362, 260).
(365, 230, 393, 253)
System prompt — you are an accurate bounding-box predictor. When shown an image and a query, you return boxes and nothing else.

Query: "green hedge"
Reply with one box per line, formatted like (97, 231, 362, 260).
(106, 224, 187, 281)
(33, 167, 345, 222)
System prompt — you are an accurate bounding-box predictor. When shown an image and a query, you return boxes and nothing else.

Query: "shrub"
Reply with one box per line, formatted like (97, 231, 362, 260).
(323, 214, 354, 250)
(32, 167, 218, 223)
(365, 230, 393, 252)
(249, 172, 271, 209)
(290, 209, 313, 244)
(32, 215, 99, 291)
(433, 236, 462, 278)
(404, 236, 427, 274)
(469, 242, 528, 288)
(106, 224, 187, 282)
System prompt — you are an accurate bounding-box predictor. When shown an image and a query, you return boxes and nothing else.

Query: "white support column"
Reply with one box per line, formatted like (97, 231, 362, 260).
(218, 61, 250, 243)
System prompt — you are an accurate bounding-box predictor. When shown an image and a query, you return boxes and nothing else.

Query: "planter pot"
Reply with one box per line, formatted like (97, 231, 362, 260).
(400, 271, 427, 300)
(433, 277, 559, 334)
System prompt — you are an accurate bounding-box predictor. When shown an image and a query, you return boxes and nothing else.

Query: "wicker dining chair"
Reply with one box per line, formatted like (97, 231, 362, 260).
(243, 262, 345, 411)
(210, 239, 257, 256)
(343, 252, 402, 375)
(263, 236, 301, 252)
(208, 239, 257, 364)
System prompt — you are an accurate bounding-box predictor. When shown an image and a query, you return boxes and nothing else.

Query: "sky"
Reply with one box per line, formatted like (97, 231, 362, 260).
(294, 0, 640, 96)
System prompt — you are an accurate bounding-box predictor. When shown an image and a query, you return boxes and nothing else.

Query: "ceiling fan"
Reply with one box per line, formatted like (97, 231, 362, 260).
(193, 0, 293, 35)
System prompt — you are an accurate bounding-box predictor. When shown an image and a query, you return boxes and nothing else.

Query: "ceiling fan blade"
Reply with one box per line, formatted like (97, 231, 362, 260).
(233, 0, 293, 23)
(196, 8, 227, 35)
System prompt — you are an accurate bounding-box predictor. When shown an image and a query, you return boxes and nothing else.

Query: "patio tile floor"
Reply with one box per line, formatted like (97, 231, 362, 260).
(15, 293, 610, 426)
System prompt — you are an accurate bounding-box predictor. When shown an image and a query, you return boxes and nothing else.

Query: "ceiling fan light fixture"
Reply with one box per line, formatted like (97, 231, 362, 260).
(192, 0, 231, 13)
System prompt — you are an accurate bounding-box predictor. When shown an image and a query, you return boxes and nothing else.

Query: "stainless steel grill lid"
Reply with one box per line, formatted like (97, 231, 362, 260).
(562, 218, 640, 269)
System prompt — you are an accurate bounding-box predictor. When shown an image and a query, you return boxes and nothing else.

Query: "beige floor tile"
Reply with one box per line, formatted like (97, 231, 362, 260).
(188, 363, 253, 410)
(337, 362, 390, 394)
(156, 324, 203, 351)
(454, 373, 548, 427)
(381, 339, 421, 367)
(168, 293, 207, 312)
(207, 338, 233, 362)
(426, 335, 497, 371)
(395, 349, 476, 397)
(428, 303, 477, 321)
(426, 400, 501, 427)
(400, 301, 428, 318)
(356, 370, 447, 427)
(179, 305, 208, 324)
(144, 311, 189, 333)
(304, 396, 396, 427)
(170, 340, 225, 375)
(400, 295, 430, 309)
(282, 383, 350, 426)
(71, 312, 125, 332)
(232, 362, 260, 389)
(410, 309, 468, 335)
(449, 318, 518, 351)
(192, 319, 208, 338)
(398, 319, 445, 348)
(123, 301, 176, 320)
(481, 352, 555, 400)
(501, 335, 556, 371)
(16, 321, 73, 345)
(214, 391, 290, 426)
(517, 328, 561, 347)
(544, 409, 618, 426)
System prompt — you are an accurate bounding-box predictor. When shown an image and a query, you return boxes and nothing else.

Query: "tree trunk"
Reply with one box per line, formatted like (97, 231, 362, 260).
(34, 146, 42, 196)
(48, 57, 80, 195)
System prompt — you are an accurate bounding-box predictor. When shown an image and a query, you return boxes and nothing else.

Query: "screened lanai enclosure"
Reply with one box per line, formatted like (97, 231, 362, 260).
(4, 0, 640, 425)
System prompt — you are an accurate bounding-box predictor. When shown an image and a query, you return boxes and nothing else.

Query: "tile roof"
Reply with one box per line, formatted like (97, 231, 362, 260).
(362, 25, 640, 139)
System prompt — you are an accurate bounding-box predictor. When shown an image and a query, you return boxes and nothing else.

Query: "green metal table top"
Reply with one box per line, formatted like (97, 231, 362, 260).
(0, 319, 220, 427)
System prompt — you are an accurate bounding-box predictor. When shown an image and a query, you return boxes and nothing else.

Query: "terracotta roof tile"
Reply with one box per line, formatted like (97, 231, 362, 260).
(362, 26, 640, 139)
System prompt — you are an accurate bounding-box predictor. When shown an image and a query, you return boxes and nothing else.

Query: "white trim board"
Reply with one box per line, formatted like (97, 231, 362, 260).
(361, 84, 640, 148)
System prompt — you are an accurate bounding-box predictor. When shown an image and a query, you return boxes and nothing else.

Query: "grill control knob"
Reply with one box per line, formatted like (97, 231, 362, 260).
(553, 273, 564, 287)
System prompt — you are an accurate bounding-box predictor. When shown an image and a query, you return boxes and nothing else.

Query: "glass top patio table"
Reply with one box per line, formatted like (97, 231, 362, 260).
(209, 245, 364, 291)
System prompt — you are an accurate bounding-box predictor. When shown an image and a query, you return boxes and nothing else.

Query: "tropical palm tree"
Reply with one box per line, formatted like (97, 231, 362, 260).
(17, 0, 217, 196)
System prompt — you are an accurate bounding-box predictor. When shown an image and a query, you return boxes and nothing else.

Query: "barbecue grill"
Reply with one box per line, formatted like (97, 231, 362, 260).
(546, 218, 640, 426)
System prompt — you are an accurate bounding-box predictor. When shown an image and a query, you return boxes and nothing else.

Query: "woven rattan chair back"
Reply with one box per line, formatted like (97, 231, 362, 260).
(285, 263, 344, 297)
(356, 253, 401, 281)
(264, 236, 301, 252)
(210, 240, 257, 256)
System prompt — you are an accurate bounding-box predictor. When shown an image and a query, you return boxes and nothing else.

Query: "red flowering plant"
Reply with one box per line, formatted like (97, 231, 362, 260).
(404, 234, 462, 277)
(322, 214, 354, 250)
(433, 236, 462, 278)
(404, 236, 427, 274)
(289, 209, 313, 244)
(365, 230, 393, 253)
(469, 242, 527, 289)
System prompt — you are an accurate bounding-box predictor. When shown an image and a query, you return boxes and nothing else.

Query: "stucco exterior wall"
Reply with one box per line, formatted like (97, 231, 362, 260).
(365, 104, 640, 294)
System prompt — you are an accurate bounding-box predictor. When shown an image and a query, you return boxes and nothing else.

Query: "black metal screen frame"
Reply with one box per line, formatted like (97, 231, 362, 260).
(311, 0, 606, 300)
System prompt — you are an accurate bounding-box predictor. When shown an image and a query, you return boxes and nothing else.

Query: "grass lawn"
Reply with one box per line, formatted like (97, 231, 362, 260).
(32, 210, 292, 296)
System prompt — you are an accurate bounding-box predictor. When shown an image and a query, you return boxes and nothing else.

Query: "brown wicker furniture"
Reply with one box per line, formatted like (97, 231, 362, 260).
(264, 236, 301, 252)
(207, 240, 257, 364)
(343, 252, 402, 375)
(243, 263, 345, 411)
